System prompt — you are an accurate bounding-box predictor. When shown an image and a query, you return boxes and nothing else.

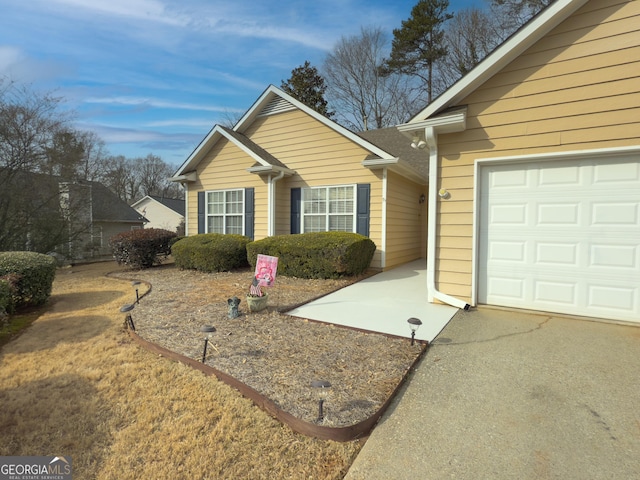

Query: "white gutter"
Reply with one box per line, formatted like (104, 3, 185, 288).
(267, 170, 286, 236)
(424, 128, 470, 310)
(184, 186, 189, 235)
(398, 108, 469, 310)
(381, 167, 387, 269)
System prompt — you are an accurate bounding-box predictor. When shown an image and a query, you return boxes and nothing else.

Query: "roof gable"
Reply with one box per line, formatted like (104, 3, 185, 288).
(132, 195, 185, 216)
(173, 85, 397, 179)
(408, 0, 589, 122)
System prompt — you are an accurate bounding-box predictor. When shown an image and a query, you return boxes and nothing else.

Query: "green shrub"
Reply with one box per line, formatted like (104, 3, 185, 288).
(172, 234, 250, 272)
(247, 232, 376, 279)
(0, 252, 57, 308)
(0, 277, 14, 315)
(109, 228, 176, 269)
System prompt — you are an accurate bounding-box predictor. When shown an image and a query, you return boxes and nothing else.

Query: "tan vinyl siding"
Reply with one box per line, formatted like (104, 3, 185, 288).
(435, 0, 640, 302)
(186, 139, 268, 237)
(385, 171, 427, 268)
(244, 109, 386, 269)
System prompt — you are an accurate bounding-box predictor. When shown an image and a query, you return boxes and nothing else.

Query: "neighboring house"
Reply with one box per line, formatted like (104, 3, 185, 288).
(0, 170, 147, 259)
(132, 195, 185, 232)
(171, 85, 428, 271)
(398, 0, 639, 323)
(89, 181, 148, 256)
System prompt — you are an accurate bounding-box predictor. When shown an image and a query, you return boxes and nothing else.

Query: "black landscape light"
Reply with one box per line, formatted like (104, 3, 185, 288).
(120, 303, 135, 331)
(200, 325, 216, 363)
(131, 281, 141, 304)
(407, 317, 422, 346)
(311, 380, 331, 423)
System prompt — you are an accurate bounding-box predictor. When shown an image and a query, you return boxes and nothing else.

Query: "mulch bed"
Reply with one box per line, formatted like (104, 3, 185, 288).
(112, 264, 424, 428)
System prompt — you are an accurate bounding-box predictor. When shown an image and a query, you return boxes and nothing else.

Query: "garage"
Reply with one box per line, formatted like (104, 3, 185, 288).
(478, 154, 640, 323)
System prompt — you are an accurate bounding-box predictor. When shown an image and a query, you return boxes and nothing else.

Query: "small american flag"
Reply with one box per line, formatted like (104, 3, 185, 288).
(250, 277, 263, 297)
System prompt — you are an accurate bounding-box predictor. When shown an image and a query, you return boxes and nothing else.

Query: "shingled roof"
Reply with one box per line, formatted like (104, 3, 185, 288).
(357, 127, 428, 178)
(219, 126, 291, 170)
(148, 195, 185, 216)
(88, 181, 147, 223)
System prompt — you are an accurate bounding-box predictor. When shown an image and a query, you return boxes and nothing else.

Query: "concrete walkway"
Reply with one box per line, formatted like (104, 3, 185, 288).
(345, 307, 640, 479)
(288, 260, 458, 342)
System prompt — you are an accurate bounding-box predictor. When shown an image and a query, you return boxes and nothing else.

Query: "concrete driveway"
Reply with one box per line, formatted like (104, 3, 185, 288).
(345, 307, 640, 479)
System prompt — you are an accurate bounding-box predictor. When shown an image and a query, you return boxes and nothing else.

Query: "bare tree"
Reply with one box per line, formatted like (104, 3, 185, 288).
(323, 26, 420, 131)
(219, 109, 244, 129)
(101, 154, 183, 203)
(0, 80, 91, 254)
(0, 80, 67, 180)
(136, 153, 182, 199)
(435, 7, 503, 91)
(76, 130, 109, 181)
(491, 0, 553, 36)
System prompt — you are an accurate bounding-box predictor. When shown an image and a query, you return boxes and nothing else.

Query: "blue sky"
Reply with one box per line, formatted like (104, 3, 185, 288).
(0, 0, 484, 165)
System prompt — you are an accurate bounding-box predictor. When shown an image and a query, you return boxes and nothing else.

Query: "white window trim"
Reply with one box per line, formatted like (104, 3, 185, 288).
(205, 188, 245, 235)
(301, 184, 357, 233)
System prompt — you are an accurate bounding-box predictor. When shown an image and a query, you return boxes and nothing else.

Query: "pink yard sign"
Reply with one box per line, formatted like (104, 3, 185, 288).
(254, 254, 278, 287)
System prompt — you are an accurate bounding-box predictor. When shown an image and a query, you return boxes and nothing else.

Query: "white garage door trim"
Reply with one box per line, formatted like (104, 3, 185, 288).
(473, 146, 640, 323)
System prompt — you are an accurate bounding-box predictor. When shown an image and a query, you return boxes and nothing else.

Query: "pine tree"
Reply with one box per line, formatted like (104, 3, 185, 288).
(383, 0, 453, 103)
(280, 61, 334, 118)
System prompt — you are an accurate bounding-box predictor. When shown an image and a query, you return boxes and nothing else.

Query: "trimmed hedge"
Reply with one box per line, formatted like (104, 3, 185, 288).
(247, 232, 376, 279)
(0, 277, 15, 315)
(172, 234, 251, 272)
(109, 228, 176, 269)
(0, 251, 57, 309)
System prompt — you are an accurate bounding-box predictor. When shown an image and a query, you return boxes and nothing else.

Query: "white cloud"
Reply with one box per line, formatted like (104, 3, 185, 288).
(84, 96, 235, 113)
(144, 118, 221, 128)
(0, 46, 22, 70)
(47, 0, 189, 26)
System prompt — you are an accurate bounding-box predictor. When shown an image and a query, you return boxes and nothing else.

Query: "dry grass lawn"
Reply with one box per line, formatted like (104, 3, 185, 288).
(0, 262, 361, 479)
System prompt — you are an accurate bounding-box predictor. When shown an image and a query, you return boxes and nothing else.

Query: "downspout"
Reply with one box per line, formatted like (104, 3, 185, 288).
(183, 184, 189, 235)
(425, 127, 471, 310)
(381, 167, 388, 269)
(268, 170, 286, 237)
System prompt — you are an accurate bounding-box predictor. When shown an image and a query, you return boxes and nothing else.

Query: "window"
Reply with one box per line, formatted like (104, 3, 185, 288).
(302, 185, 355, 233)
(206, 189, 244, 234)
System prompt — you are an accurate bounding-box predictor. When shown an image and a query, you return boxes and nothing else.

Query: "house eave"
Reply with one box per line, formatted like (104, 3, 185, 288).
(398, 108, 467, 137)
(362, 157, 426, 185)
(170, 171, 197, 183)
(246, 165, 297, 176)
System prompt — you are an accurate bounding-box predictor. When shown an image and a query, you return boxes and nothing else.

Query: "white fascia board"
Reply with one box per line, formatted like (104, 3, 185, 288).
(362, 157, 426, 185)
(246, 165, 296, 175)
(398, 108, 467, 137)
(409, 0, 588, 122)
(173, 126, 221, 177)
(174, 124, 274, 177)
(170, 171, 197, 183)
(236, 85, 396, 161)
(130, 195, 152, 209)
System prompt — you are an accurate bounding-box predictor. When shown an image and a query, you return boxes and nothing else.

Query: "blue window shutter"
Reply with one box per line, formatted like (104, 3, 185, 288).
(290, 188, 301, 234)
(244, 187, 255, 240)
(197, 191, 205, 234)
(356, 183, 370, 236)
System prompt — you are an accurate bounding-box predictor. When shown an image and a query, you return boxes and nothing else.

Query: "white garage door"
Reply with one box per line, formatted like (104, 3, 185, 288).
(478, 155, 640, 323)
